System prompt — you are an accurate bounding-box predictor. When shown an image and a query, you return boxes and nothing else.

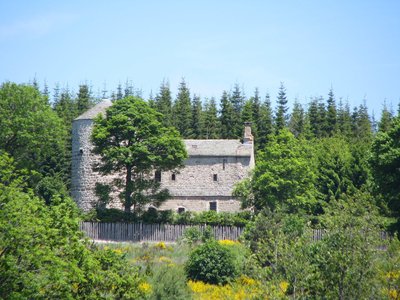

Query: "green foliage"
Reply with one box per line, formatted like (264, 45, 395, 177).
(230, 83, 245, 137)
(275, 82, 288, 131)
(314, 136, 355, 203)
(155, 80, 173, 127)
(76, 84, 94, 115)
(0, 153, 147, 299)
(219, 90, 236, 139)
(201, 97, 220, 139)
(0, 82, 68, 184)
(288, 100, 305, 137)
(150, 265, 191, 300)
(326, 88, 337, 136)
(238, 129, 318, 213)
(370, 116, 400, 216)
(243, 194, 386, 299)
(311, 194, 383, 299)
(181, 227, 204, 245)
(83, 208, 252, 226)
(92, 96, 187, 212)
(191, 94, 202, 138)
(256, 93, 274, 150)
(185, 241, 239, 284)
(91, 247, 146, 299)
(173, 79, 193, 138)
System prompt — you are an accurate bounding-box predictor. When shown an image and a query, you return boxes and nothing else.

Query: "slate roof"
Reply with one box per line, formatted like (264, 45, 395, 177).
(75, 99, 112, 120)
(184, 139, 252, 157)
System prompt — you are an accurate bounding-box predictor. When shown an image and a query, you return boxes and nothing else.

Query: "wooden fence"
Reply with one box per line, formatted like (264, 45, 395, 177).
(80, 222, 390, 243)
(80, 222, 244, 242)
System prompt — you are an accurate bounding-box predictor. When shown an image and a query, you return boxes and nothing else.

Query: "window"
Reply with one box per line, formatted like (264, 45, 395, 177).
(209, 201, 217, 211)
(154, 170, 161, 182)
(171, 173, 176, 181)
(177, 207, 185, 214)
(222, 158, 227, 170)
(148, 206, 157, 213)
(213, 174, 218, 181)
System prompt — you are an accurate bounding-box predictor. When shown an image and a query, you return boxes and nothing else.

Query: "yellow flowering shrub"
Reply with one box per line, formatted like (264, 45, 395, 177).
(188, 277, 287, 300)
(154, 242, 166, 250)
(279, 281, 289, 294)
(138, 282, 152, 294)
(219, 239, 239, 246)
(382, 271, 400, 299)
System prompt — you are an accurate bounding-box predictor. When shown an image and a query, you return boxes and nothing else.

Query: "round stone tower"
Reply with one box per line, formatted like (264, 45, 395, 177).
(71, 100, 112, 211)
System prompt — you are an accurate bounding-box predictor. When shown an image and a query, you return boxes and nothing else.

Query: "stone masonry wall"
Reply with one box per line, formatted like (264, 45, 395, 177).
(161, 156, 250, 197)
(71, 119, 252, 213)
(71, 119, 117, 211)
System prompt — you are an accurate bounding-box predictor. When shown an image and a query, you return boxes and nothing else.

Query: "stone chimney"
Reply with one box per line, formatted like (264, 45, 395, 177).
(243, 122, 253, 144)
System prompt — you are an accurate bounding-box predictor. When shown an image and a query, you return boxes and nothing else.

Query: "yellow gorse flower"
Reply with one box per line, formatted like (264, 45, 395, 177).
(154, 241, 167, 249)
(188, 279, 268, 300)
(386, 271, 400, 280)
(279, 281, 289, 294)
(138, 282, 152, 294)
(218, 239, 239, 246)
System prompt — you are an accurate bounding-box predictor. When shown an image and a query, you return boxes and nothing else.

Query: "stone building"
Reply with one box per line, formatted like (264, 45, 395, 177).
(71, 100, 255, 213)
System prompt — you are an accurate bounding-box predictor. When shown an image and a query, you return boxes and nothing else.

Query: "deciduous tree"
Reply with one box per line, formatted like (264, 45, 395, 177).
(91, 96, 187, 213)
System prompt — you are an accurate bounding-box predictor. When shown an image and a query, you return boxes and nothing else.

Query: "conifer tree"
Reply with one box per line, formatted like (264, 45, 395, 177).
(42, 81, 50, 105)
(230, 83, 245, 137)
(201, 98, 220, 139)
(191, 94, 202, 138)
(337, 99, 352, 136)
(251, 88, 261, 140)
(318, 100, 327, 137)
(219, 91, 236, 139)
(371, 111, 378, 134)
(289, 100, 305, 137)
(76, 84, 93, 115)
(53, 83, 60, 108)
(241, 99, 254, 126)
(352, 102, 372, 140)
(257, 93, 274, 150)
(378, 102, 393, 133)
(147, 90, 156, 109)
(54, 87, 76, 125)
(173, 79, 192, 138)
(124, 80, 134, 97)
(308, 98, 320, 137)
(155, 80, 173, 127)
(326, 89, 337, 136)
(116, 83, 123, 100)
(275, 83, 289, 131)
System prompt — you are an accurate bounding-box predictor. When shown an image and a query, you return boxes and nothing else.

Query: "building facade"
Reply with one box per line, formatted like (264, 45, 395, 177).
(71, 100, 254, 213)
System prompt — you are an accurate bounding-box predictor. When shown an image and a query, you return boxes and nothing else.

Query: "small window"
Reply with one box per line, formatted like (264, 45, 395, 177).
(155, 170, 161, 182)
(171, 173, 176, 181)
(222, 158, 227, 170)
(213, 174, 218, 181)
(148, 206, 157, 213)
(177, 207, 185, 214)
(209, 201, 217, 211)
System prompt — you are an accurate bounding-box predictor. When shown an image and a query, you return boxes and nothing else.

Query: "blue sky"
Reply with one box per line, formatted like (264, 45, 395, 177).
(0, 1, 399, 116)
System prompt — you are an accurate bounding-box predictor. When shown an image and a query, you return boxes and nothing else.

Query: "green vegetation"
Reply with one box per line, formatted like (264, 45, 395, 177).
(91, 96, 187, 213)
(1, 79, 400, 298)
(185, 240, 239, 284)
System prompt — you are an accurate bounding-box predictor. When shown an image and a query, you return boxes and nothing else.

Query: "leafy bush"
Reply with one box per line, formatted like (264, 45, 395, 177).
(150, 265, 191, 300)
(185, 240, 239, 285)
(82, 208, 138, 222)
(82, 208, 252, 226)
